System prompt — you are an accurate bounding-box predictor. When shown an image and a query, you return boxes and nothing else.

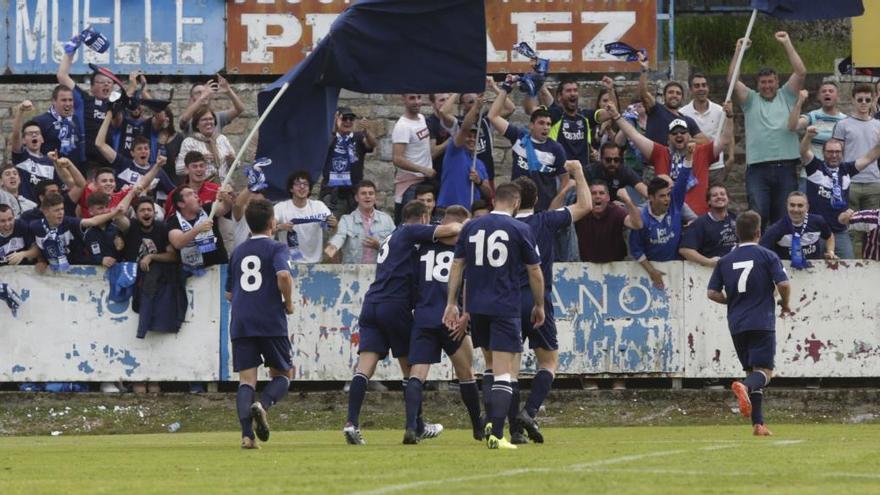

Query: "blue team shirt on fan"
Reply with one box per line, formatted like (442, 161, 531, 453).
(112, 155, 176, 201)
(12, 150, 59, 202)
(413, 241, 456, 328)
(226, 236, 291, 339)
(804, 157, 859, 233)
(363, 224, 437, 304)
(679, 211, 738, 258)
(629, 165, 691, 261)
(708, 243, 788, 335)
(454, 211, 540, 316)
(436, 140, 488, 208)
(516, 208, 572, 290)
(503, 124, 566, 211)
(0, 220, 33, 264)
(28, 216, 84, 259)
(760, 213, 832, 260)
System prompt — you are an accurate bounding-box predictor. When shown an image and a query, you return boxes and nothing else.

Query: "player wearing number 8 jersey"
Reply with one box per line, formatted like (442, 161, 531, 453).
(445, 183, 545, 450)
(707, 211, 791, 437)
(225, 199, 295, 449)
(403, 205, 483, 445)
(343, 200, 462, 445)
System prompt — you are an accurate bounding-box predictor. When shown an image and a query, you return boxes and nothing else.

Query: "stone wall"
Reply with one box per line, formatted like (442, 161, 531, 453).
(0, 72, 854, 213)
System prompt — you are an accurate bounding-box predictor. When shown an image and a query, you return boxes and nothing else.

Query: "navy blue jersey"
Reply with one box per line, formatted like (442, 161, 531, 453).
(12, 150, 59, 202)
(73, 86, 111, 164)
(804, 157, 859, 233)
(112, 155, 175, 201)
(645, 104, 701, 145)
(0, 220, 33, 265)
(760, 214, 832, 260)
(413, 241, 456, 328)
(516, 208, 572, 290)
(548, 103, 599, 164)
(226, 236, 290, 339)
(708, 243, 788, 335)
(504, 124, 567, 211)
(74, 223, 119, 265)
(33, 111, 80, 165)
(680, 211, 738, 258)
(364, 224, 437, 304)
(454, 212, 540, 316)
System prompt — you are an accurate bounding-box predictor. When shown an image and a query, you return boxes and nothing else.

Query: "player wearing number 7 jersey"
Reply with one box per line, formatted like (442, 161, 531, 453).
(445, 183, 545, 450)
(225, 199, 295, 450)
(707, 211, 792, 437)
(343, 200, 462, 445)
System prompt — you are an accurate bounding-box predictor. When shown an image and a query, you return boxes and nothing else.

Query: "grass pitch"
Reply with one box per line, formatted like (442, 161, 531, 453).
(1, 425, 879, 494)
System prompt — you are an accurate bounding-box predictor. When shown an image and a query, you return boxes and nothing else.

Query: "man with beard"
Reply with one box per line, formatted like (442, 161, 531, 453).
(119, 197, 182, 342)
(57, 47, 117, 167)
(679, 184, 738, 267)
(788, 82, 847, 191)
(611, 102, 735, 216)
(575, 181, 643, 262)
(728, 32, 807, 228)
(585, 143, 647, 201)
(637, 53, 706, 145)
(799, 127, 880, 259)
(319, 107, 376, 219)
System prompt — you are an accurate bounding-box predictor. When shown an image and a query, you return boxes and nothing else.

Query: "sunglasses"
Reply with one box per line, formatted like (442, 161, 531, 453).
(603, 157, 621, 163)
(340, 115, 356, 122)
(857, 97, 873, 104)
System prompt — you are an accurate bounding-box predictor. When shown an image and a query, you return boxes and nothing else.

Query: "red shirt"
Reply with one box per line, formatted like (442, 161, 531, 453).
(78, 185, 131, 218)
(575, 203, 628, 262)
(164, 181, 220, 218)
(650, 141, 717, 216)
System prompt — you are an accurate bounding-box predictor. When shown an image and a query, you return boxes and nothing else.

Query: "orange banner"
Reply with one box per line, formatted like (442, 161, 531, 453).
(226, 0, 657, 75)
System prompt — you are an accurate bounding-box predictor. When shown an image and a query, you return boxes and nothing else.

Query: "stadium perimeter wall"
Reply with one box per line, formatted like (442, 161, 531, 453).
(2, 260, 879, 382)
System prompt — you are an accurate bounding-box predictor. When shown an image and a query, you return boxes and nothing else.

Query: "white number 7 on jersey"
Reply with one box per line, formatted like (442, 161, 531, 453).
(732, 260, 754, 293)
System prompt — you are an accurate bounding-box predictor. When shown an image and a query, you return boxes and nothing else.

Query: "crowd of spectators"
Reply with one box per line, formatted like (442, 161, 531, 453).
(4, 31, 880, 391)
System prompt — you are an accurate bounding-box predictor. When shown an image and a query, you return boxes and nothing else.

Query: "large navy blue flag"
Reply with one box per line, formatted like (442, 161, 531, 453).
(256, 0, 487, 200)
(752, 0, 863, 20)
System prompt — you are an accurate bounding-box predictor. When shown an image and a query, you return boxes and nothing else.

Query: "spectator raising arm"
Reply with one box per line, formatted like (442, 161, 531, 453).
(637, 52, 656, 111)
(788, 89, 810, 133)
(617, 188, 644, 230)
(9, 100, 34, 153)
(216, 74, 246, 122)
(438, 93, 460, 130)
(727, 38, 752, 105)
(56, 51, 76, 90)
(607, 104, 655, 160)
(776, 32, 806, 93)
(487, 75, 517, 136)
(524, 77, 553, 116)
(564, 160, 593, 222)
(95, 109, 118, 164)
(49, 153, 87, 202)
(486, 76, 516, 118)
(714, 101, 735, 159)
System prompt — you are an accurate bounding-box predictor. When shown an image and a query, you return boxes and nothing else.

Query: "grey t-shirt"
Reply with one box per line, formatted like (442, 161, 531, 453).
(832, 116, 880, 183)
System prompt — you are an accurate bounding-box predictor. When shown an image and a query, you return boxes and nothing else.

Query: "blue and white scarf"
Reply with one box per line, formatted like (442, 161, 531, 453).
(175, 209, 216, 275)
(49, 106, 76, 156)
(328, 134, 358, 187)
(41, 219, 70, 272)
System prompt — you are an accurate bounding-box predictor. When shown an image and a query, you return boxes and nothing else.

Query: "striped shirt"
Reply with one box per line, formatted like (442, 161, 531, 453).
(847, 209, 880, 260)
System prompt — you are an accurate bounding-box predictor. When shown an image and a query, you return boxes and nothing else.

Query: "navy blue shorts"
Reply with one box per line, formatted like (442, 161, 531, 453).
(408, 326, 463, 365)
(471, 314, 522, 353)
(232, 336, 293, 372)
(520, 290, 558, 350)
(732, 330, 776, 371)
(357, 300, 412, 359)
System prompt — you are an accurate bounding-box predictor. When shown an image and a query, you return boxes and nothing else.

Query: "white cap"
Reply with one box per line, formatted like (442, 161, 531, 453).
(668, 119, 688, 132)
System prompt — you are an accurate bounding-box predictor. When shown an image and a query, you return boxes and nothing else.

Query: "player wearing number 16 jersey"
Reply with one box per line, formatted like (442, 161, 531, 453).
(225, 199, 295, 450)
(707, 211, 791, 437)
(343, 200, 462, 445)
(445, 183, 545, 450)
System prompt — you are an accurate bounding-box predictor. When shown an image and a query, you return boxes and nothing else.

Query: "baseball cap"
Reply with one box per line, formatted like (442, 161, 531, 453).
(668, 119, 688, 132)
(337, 106, 357, 118)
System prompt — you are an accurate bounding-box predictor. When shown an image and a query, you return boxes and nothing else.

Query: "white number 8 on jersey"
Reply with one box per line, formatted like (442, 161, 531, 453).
(240, 255, 263, 292)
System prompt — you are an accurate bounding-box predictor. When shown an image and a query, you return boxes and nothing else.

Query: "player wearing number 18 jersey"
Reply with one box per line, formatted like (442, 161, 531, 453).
(708, 211, 791, 437)
(225, 199, 295, 449)
(403, 205, 483, 444)
(343, 200, 462, 445)
(445, 183, 545, 450)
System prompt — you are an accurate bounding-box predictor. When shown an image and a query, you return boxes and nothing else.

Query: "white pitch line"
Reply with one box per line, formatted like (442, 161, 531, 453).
(772, 439, 805, 446)
(350, 446, 726, 495)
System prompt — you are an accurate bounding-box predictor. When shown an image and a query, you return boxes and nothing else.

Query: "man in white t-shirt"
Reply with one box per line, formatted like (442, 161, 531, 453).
(274, 171, 337, 264)
(391, 94, 436, 223)
(680, 73, 733, 186)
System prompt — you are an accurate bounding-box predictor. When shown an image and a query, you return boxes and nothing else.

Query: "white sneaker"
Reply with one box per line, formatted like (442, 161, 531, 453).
(420, 422, 444, 439)
(100, 382, 122, 393)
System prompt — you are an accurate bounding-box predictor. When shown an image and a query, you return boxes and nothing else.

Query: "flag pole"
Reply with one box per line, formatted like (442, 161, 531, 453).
(209, 82, 291, 220)
(470, 105, 486, 207)
(725, 9, 758, 102)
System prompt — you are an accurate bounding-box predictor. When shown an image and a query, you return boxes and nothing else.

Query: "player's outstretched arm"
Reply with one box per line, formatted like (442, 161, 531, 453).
(776, 280, 792, 316)
(526, 263, 545, 328)
(707, 289, 727, 304)
(564, 160, 592, 222)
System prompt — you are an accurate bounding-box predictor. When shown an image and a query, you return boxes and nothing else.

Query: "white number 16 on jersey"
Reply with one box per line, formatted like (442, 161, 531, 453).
(469, 229, 509, 267)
